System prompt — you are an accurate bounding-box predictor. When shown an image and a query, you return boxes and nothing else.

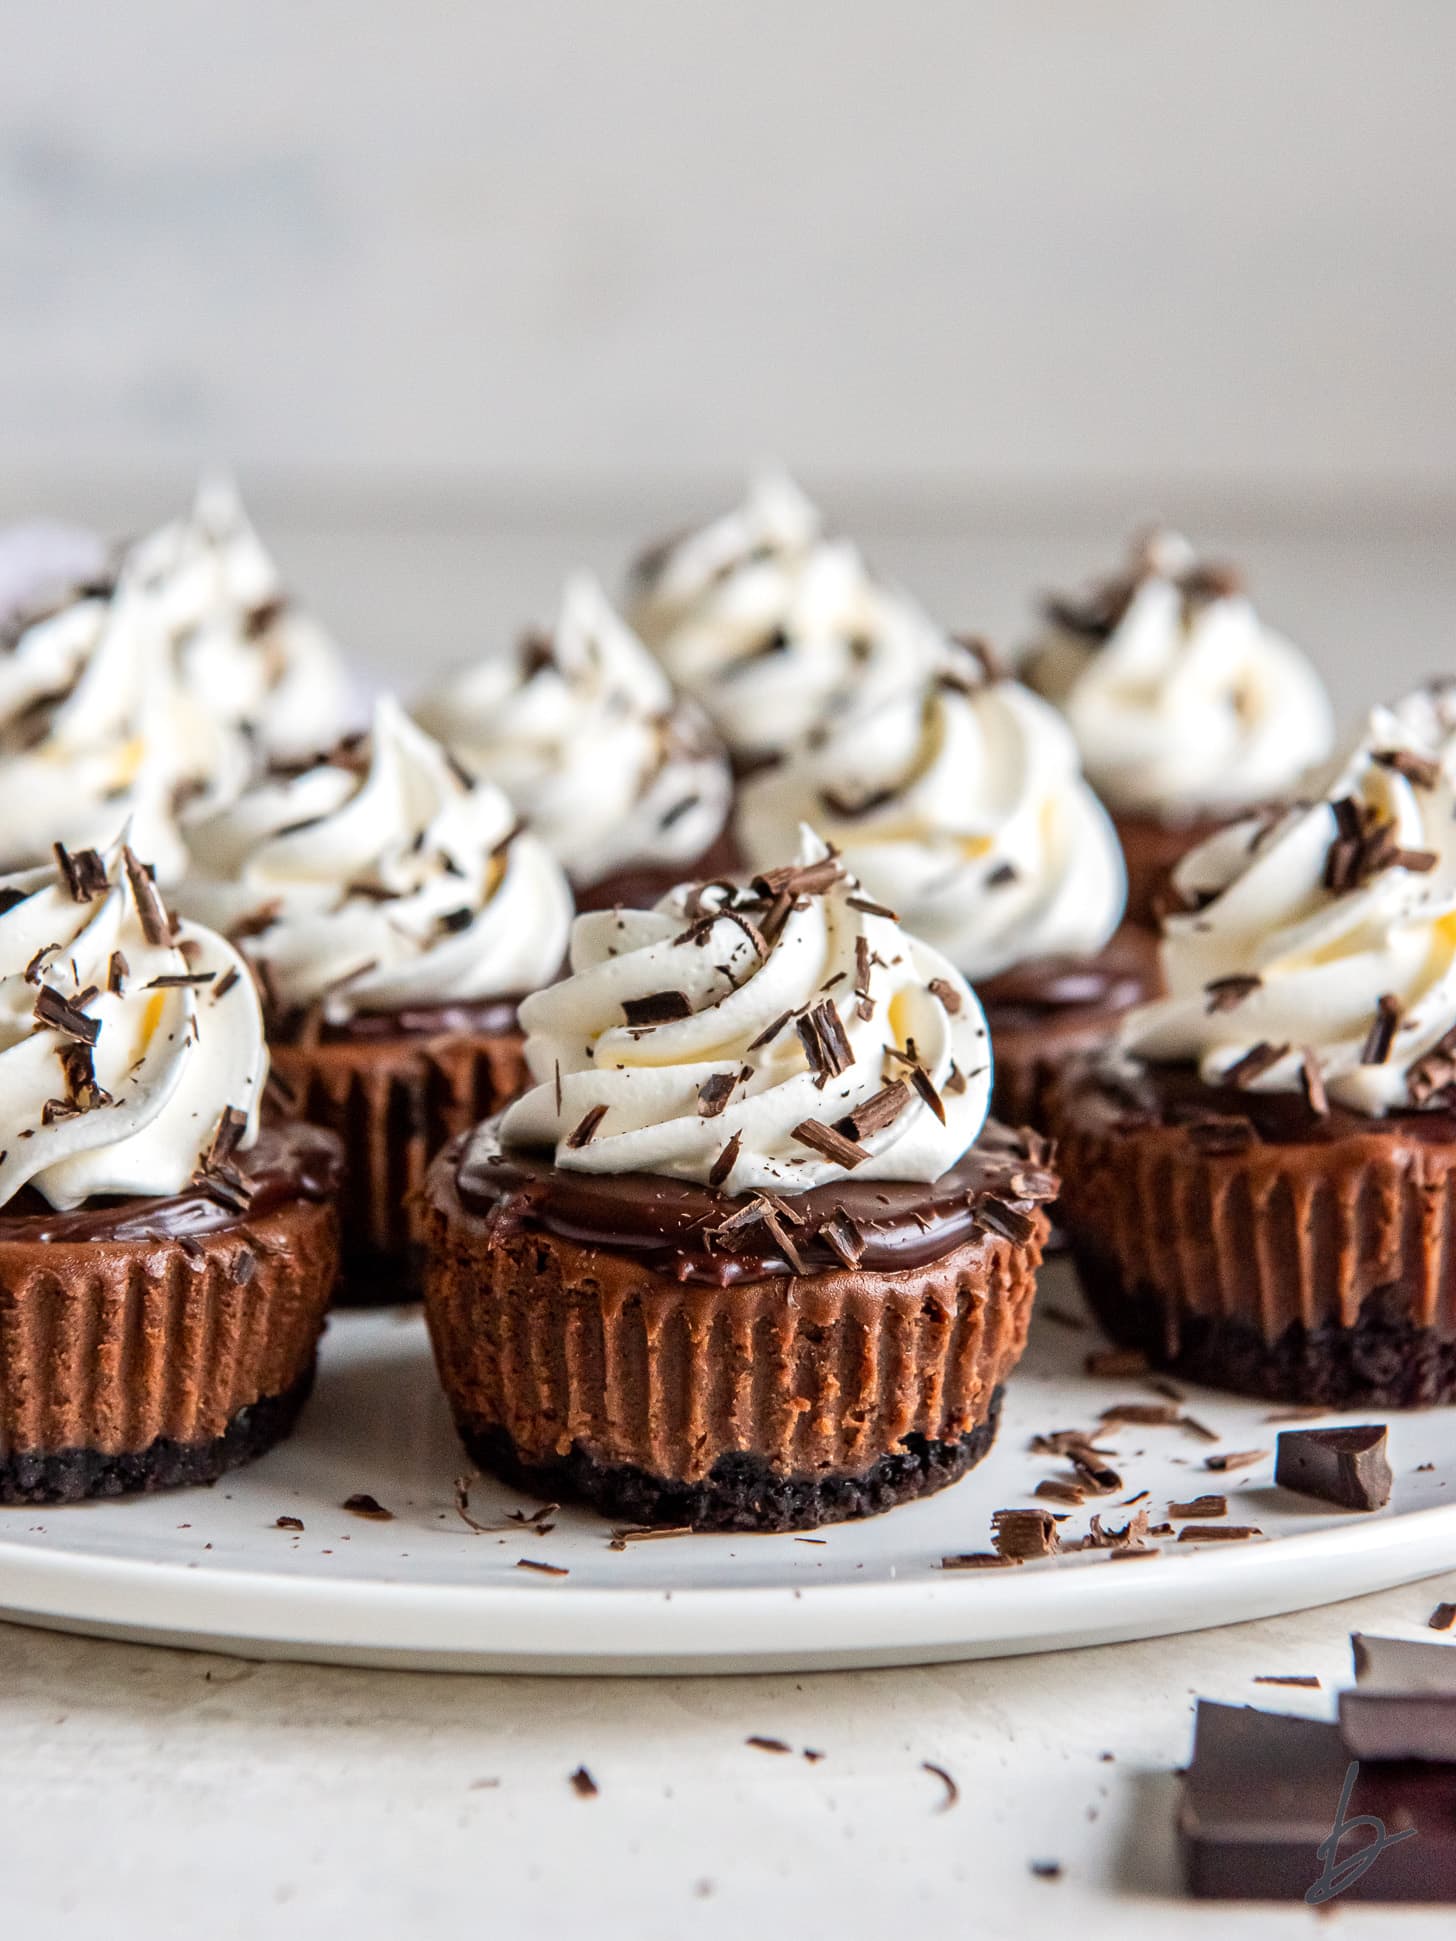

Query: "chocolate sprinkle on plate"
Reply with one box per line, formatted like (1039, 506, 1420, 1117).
(1204, 1448, 1267, 1473)
(275, 1515, 304, 1532)
(516, 1558, 569, 1576)
(921, 1761, 960, 1813)
(745, 1736, 792, 1755)
(991, 1507, 1061, 1561)
(342, 1493, 394, 1520)
(569, 1766, 598, 1797)
(1430, 1602, 1456, 1631)
(1177, 1525, 1263, 1543)
(1169, 1495, 1228, 1519)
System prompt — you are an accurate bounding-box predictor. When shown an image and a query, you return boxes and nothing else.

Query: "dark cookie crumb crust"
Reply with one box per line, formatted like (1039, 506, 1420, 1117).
(1074, 1248, 1456, 1409)
(0, 1365, 315, 1506)
(463, 1386, 1004, 1533)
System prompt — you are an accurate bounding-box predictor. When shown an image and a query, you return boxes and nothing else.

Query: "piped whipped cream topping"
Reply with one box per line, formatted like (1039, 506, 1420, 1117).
(503, 832, 992, 1191)
(126, 476, 358, 763)
(0, 557, 252, 884)
(1121, 704, 1456, 1114)
(412, 575, 731, 889)
(737, 647, 1125, 982)
(1025, 529, 1334, 818)
(0, 837, 265, 1212)
(179, 698, 571, 1023)
(627, 472, 946, 763)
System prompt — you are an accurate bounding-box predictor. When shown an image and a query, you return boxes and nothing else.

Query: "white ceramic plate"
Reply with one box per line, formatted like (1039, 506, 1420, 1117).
(0, 1260, 1453, 1674)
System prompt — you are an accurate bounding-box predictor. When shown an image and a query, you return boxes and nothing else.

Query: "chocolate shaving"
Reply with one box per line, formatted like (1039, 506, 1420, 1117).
(750, 857, 844, 900)
(1033, 1478, 1085, 1506)
(1323, 795, 1437, 893)
(708, 1131, 742, 1188)
(622, 990, 692, 1027)
(927, 976, 962, 1015)
(206, 1107, 249, 1169)
(907, 1063, 946, 1124)
(1253, 1673, 1321, 1687)
(144, 971, 217, 990)
(796, 1000, 853, 1086)
(991, 1508, 1061, 1561)
(746, 1010, 792, 1051)
(792, 1119, 868, 1168)
(1204, 974, 1261, 1013)
(1373, 746, 1440, 788)
(757, 1202, 807, 1273)
(696, 1072, 738, 1118)
(342, 1493, 394, 1520)
(33, 983, 100, 1045)
(1169, 1496, 1228, 1519)
(940, 1552, 1019, 1570)
(41, 1097, 81, 1125)
(565, 1104, 608, 1149)
(976, 1197, 1035, 1244)
(819, 1208, 867, 1267)
(1361, 993, 1402, 1066)
(53, 842, 107, 902)
(1097, 1401, 1182, 1427)
(1176, 1525, 1263, 1543)
(835, 1079, 909, 1142)
(58, 1041, 111, 1111)
(845, 894, 898, 921)
(122, 844, 171, 945)
(275, 1515, 304, 1532)
(1222, 1041, 1289, 1088)
(516, 1558, 569, 1576)
(1409, 1024, 1456, 1105)
(107, 949, 128, 995)
(745, 1735, 792, 1754)
(1204, 1448, 1268, 1473)
(854, 934, 872, 999)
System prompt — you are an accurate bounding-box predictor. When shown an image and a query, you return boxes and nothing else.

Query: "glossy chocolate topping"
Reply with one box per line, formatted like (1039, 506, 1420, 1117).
(449, 1118, 1057, 1286)
(1077, 1057, 1456, 1150)
(0, 1120, 343, 1245)
(977, 926, 1158, 1023)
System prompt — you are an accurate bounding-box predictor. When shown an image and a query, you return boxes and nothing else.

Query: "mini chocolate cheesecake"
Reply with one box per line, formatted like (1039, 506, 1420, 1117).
(1023, 528, 1334, 929)
(425, 1119, 1053, 1530)
(423, 841, 1056, 1530)
(1055, 709, 1456, 1405)
(0, 839, 342, 1502)
(178, 699, 574, 1303)
(0, 1123, 342, 1502)
(977, 924, 1159, 1128)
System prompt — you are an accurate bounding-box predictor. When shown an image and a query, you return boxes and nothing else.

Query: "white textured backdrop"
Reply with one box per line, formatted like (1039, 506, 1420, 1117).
(1, 0, 1453, 496)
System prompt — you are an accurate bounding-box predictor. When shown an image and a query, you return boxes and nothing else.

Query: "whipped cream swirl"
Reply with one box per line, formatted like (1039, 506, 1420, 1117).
(0, 837, 265, 1211)
(126, 476, 358, 763)
(628, 472, 946, 764)
(413, 575, 731, 889)
(179, 698, 571, 1023)
(0, 557, 251, 883)
(1025, 529, 1334, 818)
(737, 651, 1125, 981)
(1122, 705, 1456, 1114)
(503, 834, 992, 1191)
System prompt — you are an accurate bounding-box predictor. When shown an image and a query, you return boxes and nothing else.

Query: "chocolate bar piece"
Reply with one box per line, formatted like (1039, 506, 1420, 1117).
(1338, 1634, 1456, 1763)
(1274, 1424, 1392, 1511)
(1180, 1701, 1456, 1902)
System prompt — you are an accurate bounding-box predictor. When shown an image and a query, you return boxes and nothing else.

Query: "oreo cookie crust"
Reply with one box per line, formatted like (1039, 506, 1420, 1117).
(463, 1393, 1003, 1534)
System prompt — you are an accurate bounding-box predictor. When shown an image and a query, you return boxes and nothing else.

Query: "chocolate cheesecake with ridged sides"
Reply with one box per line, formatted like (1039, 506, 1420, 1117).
(423, 835, 1055, 1531)
(0, 838, 341, 1502)
(1056, 698, 1456, 1405)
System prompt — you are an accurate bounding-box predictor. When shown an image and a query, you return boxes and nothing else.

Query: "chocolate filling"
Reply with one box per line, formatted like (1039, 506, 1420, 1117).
(0, 1121, 342, 1245)
(978, 951, 1149, 1023)
(452, 1118, 1055, 1286)
(1083, 1058, 1456, 1149)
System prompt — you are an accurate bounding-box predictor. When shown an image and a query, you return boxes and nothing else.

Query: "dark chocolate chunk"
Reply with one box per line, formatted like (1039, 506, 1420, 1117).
(1179, 1700, 1452, 1902)
(1338, 1633, 1456, 1762)
(1275, 1424, 1392, 1511)
(1432, 1602, 1456, 1633)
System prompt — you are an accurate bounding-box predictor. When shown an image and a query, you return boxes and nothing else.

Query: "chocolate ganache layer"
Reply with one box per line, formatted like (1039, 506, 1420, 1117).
(0, 1121, 342, 1246)
(449, 1117, 1056, 1287)
(1079, 1057, 1456, 1150)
